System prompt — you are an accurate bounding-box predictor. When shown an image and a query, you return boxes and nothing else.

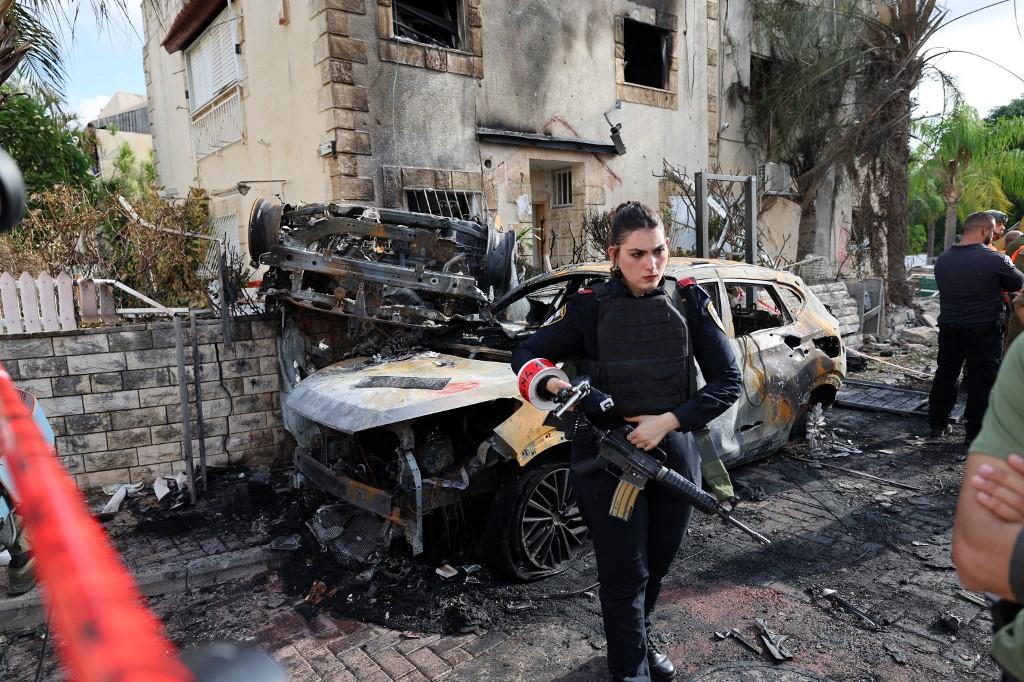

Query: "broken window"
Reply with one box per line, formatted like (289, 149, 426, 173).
(393, 0, 464, 50)
(551, 169, 573, 208)
(725, 282, 790, 336)
(405, 189, 480, 220)
(622, 18, 671, 90)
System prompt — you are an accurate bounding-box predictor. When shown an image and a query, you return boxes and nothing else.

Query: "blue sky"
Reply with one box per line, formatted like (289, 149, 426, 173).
(914, 0, 1024, 119)
(63, 0, 145, 124)
(59, 0, 1024, 123)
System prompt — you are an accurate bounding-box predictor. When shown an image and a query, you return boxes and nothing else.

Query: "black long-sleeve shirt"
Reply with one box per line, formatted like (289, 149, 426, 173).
(935, 243, 1024, 324)
(511, 276, 742, 432)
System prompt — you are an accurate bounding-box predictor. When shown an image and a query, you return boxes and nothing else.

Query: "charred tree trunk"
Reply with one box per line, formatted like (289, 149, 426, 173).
(926, 218, 936, 262)
(796, 205, 818, 261)
(882, 104, 914, 307)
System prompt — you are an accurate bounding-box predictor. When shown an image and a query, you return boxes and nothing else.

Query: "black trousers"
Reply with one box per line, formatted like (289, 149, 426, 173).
(928, 321, 1003, 443)
(570, 430, 700, 682)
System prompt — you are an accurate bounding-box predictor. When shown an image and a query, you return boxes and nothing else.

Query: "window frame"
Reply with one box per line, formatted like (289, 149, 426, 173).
(621, 18, 672, 90)
(551, 168, 573, 209)
(723, 280, 793, 336)
(184, 8, 240, 114)
(392, 0, 466, 51)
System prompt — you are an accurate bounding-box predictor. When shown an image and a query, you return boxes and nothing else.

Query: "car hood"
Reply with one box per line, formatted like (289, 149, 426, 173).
(286, 352, 516, 433)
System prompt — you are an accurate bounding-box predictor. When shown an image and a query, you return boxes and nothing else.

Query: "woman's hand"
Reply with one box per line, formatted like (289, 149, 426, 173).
(544, 377, 572, 398)
(623, 413, 681, 451)
(971, 454, 1024, 523)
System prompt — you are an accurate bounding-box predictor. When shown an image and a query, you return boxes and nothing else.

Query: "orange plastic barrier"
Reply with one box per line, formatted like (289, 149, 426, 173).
(0, 364, 192, 682)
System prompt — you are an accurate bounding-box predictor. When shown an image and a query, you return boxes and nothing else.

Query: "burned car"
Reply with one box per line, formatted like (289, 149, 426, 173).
(250, 200, 846, 580)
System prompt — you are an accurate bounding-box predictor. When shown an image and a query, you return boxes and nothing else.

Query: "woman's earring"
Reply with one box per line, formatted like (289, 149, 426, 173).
(610, 262, 620, 274)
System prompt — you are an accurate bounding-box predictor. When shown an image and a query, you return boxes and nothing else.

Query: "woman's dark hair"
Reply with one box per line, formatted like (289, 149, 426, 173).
(609, 201, 662, 246)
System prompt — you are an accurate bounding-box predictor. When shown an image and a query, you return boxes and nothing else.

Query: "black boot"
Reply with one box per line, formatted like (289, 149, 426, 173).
(646, 627, 675, 681)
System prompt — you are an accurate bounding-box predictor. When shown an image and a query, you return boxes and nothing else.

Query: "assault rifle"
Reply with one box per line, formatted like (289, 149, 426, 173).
(553, 379, 771, 546)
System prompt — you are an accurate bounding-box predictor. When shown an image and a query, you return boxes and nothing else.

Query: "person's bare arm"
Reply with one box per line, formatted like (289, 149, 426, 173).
(953, 453, 1024, 601)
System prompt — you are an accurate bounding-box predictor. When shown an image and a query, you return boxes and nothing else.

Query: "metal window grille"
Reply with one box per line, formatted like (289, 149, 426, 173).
(190, 89, 243, 159)
(551, 169, 573, 208)
(185, 8, 239, 111)
(405, 189, 481, 220)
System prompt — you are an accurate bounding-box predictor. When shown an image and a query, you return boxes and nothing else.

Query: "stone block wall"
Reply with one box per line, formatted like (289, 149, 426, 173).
(0, 315, 291, 490)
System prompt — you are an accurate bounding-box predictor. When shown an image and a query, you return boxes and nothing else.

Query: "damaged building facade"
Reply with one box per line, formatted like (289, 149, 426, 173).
(142, 0, 853, 270)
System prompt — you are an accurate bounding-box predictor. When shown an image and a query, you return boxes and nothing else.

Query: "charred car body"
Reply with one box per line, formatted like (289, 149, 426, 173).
(250, 200, 846, 579)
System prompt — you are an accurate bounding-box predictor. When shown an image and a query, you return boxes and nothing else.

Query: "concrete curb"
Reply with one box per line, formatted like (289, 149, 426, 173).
(0, 546, 285, 633)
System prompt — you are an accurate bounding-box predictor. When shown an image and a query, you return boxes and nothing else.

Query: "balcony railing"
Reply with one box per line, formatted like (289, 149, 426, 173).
(190, 88, 243, 160)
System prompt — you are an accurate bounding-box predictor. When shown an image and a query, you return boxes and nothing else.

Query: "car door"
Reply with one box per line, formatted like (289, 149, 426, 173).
(719, 279, 810, 461)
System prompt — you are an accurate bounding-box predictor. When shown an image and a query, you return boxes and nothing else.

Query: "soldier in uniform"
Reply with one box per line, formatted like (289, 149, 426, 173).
(511, 202, 742, 682)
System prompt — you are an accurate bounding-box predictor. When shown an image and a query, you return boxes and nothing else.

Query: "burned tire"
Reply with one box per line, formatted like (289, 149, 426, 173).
(482, 462, 589, 581)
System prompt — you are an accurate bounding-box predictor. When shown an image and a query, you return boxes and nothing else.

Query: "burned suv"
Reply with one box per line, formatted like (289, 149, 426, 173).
(250, 200, 846, 580)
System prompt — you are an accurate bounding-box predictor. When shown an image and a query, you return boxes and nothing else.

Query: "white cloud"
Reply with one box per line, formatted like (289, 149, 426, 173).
(74, 94, 111, 125)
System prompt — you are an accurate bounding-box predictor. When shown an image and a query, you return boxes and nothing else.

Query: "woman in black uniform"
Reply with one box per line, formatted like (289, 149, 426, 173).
(511, 202, 742, 682)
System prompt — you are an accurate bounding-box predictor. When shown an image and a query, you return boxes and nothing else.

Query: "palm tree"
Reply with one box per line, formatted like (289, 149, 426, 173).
(908, 153, 945, 261)
(0, 0, 133, 97)
(916, 105, 1024, 251)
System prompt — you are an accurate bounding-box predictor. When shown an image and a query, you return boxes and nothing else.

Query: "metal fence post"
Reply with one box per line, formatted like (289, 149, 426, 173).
(744, 175, 758, 265)
(174, 317, 197, 505)
(695, 172, 709, 259)
(189, 311, 208, 492)
(218, 242, 233, 346)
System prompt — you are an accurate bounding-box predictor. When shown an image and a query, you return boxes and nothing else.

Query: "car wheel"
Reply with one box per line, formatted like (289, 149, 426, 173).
(482, 462, 589, 581)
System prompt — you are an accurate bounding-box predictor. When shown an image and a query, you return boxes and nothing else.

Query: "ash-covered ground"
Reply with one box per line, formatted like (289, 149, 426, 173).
(1, 353, 1001, 681)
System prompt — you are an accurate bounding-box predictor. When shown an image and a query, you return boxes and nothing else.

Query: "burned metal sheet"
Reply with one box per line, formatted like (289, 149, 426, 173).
(286, 352, 516, 433)
(836, 379, 964, 421)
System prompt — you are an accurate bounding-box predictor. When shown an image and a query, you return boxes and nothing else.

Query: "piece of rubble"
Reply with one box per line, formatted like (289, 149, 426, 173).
(153, 476, 171, 501)
(755, 618, 793, 661)
(899, 326, 938, 346)
(269, 534, 302, 551)
(921, 313, 938, 328)
(941, 611, 963, 633)
(435, 563, 458, 579)
(96, 485, 128, 521)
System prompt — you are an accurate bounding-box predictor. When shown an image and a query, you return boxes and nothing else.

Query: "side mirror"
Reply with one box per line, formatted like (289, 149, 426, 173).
(0, 148, 25, 233)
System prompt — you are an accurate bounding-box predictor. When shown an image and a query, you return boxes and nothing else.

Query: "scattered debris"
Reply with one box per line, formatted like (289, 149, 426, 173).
(956, 590, 988, 608)
(940, 612, 963, 633)
(811, 588, 882, 630)
(153, 476, 171, 501)
(96, 485, 128, 521)
(101, 482, 145, 496)
(435, 563, 459, 579)
(786, 455, 924, 492)
(755, 618, 793, 662)
(715, 628, 764, 655)
(269, 534, 302, 552)
(844, 350, 933, 380)
(535, 582, 601, 601)
(304, 580, 338, 605)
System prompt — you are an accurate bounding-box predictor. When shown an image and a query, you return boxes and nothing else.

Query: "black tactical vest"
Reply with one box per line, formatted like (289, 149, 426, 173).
(578, 281, 690, 415)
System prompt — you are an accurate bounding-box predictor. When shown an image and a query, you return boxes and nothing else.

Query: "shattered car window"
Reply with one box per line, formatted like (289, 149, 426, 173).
(726, 282, 790, 335)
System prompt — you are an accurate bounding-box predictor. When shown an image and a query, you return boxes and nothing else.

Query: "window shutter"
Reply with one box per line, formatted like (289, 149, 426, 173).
(186, 10, 238, 110)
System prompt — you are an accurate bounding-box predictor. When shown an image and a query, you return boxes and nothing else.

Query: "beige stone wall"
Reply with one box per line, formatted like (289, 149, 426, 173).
(0, 316, 289, 490)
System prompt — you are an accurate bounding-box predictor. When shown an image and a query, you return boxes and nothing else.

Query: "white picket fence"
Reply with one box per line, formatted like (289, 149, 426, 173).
(0, 272, 126, 335)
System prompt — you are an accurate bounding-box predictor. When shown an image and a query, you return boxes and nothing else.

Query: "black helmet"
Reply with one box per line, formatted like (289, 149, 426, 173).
(986, 209, 1009, 223)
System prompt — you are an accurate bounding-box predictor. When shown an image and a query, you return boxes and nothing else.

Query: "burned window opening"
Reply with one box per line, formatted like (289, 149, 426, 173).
(405, 189, 480, 221)
(393, 0, 464, 50)
(623, 19, 671, 90)
(726, 282, 790, 336)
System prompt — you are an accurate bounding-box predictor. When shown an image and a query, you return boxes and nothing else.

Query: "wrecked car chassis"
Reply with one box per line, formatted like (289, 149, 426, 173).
(252, 201, 845, 580)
